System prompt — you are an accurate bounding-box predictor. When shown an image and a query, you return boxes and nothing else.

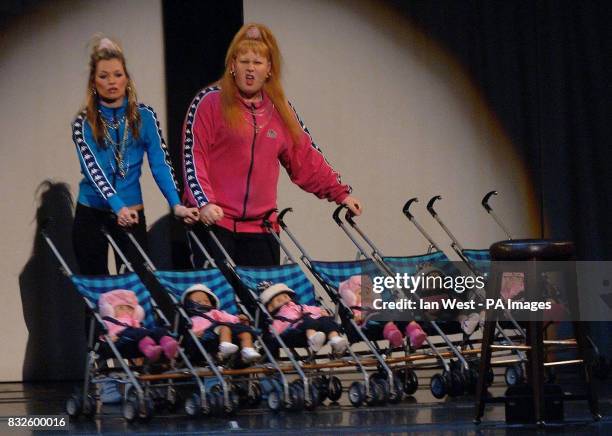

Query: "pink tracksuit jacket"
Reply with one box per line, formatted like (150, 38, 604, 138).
(182, 86, 351, 233)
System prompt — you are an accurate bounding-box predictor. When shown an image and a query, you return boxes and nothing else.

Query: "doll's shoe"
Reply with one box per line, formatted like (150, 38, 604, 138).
(138, 337, 162, 362)
(160, 336, 179, 360)
(241, 347, 261, 363)
(383, 323, 404, 348)
(461, 313, 481, 335)
(219, 342, 239, 359)
(307, 331, 326, 353)
(405, 323, 427, 349)
(329, 336, 349, 354)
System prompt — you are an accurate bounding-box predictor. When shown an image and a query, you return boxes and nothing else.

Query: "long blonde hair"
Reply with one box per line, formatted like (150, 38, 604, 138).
(85, 35, 140, 146)
(219, 23, 302, 144)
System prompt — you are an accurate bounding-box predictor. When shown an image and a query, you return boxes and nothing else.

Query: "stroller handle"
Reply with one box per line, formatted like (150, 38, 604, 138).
(276, 207, 294, 229)
(332, 204, 348, 225)
(262, 208, 279, 230)
(426, 195, 442, 217)
(481, 190, 498, 212)
(402, 197, 419, 219)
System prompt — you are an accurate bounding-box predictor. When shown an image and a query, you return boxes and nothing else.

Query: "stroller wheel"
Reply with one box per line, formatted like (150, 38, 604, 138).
(447, 370, 465, 397)
(348, 381, 365, 407)
(207, 391, 224, 416)
(288, 383, 305, 411)
(367, 378, 386, 405)
(65, 393, 82, 418)
(82, 395, 96, 420)
(184, 393, 202, 417)
(138, 396, 154, 422)
(223, 390, 240, 416)
(247, 381, 262, 407)
(430, 373, 448, 399)
(505, 363, 524, 386)
(305, 383, 319, 411)
(122, 397, 139, 423)
(267, 388, 282, 412)
(166, 390, 181, 412)
(465, 365, 479, 394)
(313, 376, 329, 403)
(402, 369, 419, 396)
(388, 373, 403, 403)
(327, 376, 343, 402)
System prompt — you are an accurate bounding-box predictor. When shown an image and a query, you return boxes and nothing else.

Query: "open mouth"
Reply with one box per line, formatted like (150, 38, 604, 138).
(245, 74, 254, 85)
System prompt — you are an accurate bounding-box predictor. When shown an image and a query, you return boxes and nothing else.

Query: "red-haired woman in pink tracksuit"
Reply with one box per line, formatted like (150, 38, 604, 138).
(182, 23, 363, 269)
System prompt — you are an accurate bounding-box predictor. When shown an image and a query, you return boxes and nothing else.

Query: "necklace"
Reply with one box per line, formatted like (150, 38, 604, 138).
(99, 110, 126, 129)
(244, 103, 275, 134)
(102, 117, 130, 179)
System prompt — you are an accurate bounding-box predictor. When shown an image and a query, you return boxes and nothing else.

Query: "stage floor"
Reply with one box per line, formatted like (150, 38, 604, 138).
(1, 370, 610, 435)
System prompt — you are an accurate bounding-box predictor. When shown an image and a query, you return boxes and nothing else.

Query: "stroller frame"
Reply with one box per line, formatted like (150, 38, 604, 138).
(41, 226, 202, 422)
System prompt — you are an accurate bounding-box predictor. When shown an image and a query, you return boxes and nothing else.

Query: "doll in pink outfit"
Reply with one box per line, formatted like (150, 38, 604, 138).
(182, 284, 261, 363)
(98, 289, 178, 362)
(338, 275, 427, 349)
(259, 282, 348, 354)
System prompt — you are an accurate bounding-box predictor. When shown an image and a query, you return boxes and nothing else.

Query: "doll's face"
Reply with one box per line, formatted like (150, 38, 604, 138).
(188, 291, 212, 307)
(114, 304, 134, 318)
(267, 292, 292, 312)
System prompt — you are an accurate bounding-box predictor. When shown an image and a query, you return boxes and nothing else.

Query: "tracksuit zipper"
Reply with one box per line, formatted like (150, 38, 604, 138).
(241, 104, 257, 220)
(111, 108, 119, 188)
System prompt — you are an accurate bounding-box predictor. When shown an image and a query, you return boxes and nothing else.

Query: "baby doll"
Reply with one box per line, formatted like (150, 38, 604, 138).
(338, 275, 428, 348)
(98, 289, 178, 362)
(182, 284, 261, 363)
(259, 282, 348, 354)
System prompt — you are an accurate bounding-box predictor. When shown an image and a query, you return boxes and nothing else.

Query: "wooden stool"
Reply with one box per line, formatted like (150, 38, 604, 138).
(474, 239, 601, 425)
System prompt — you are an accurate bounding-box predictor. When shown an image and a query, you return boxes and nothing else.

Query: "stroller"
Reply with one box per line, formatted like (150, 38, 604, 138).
(41, 226, 203, 423)
(275, 206, 484, 400)
(120, 228, 290, 415)
(188, 221, 403, 409)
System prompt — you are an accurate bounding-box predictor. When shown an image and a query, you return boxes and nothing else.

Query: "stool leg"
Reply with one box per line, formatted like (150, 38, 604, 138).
(475, 267, 501, 424)
(565, 263, 601, 420)
(573, 321, 601, 420)
(531, 321, 545, 425)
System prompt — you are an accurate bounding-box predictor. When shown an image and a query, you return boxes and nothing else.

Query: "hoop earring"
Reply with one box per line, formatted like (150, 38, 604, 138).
(230, 70, 235, 77)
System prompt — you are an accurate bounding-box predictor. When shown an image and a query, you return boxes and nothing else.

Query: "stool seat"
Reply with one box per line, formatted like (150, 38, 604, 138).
(489, 239, 574, 261)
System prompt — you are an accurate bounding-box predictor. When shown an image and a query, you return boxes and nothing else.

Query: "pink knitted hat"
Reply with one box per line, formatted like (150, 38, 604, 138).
(98, 289, 145, 322)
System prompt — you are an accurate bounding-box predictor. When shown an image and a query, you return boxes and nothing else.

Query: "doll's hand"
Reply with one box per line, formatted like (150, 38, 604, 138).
(320, 309, 330, 317)
(200, 204, 224, 226)
(238, 314, 250, 325)
(110, 334, 119, 342)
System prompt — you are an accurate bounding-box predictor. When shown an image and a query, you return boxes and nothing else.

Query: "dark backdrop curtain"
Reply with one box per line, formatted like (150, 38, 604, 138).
(390, 0, 612, 356)
(392, 0, 612, 260)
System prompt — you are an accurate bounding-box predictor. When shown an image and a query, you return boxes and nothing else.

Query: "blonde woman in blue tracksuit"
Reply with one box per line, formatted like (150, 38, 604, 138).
(71, 36, 199, 275)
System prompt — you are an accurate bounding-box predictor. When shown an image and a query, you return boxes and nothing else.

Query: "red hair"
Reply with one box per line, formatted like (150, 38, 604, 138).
(219, 23, 302, 145)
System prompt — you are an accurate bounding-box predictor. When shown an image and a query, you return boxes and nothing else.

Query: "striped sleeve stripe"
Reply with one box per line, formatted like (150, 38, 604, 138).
(183, 86, 220, 208)
(139, 104, 178, 189)
(72, 111, 117, 200)
(288, 102, 350, 191)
